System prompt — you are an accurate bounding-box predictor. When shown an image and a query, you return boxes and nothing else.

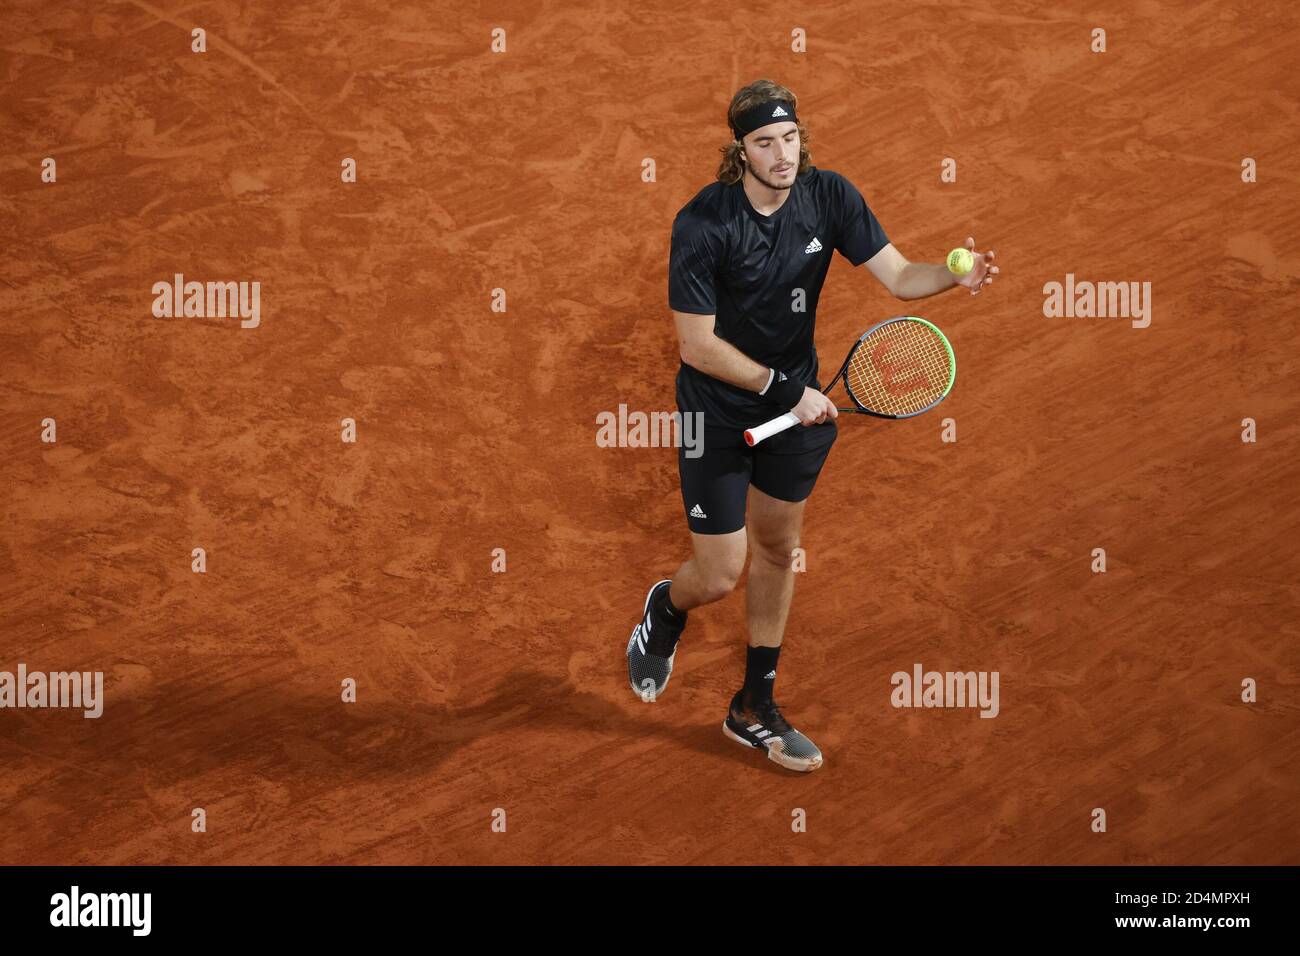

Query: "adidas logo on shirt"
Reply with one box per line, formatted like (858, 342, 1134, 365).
(804, 236, 823, 254)
(771, 105, 788, 117)
(690, 503, 708, 519)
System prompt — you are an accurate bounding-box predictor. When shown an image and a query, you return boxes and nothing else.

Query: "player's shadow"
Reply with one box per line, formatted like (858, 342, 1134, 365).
(515, 667, 744, 762)
(6, 665, 752, 785)
(500, 666, 791, 775)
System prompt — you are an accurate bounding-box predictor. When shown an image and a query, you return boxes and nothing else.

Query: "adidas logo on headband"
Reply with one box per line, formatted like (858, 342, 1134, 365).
(732, 98, 799, 138)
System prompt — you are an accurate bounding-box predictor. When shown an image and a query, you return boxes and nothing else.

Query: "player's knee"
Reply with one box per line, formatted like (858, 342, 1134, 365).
(699, 562, 744, 603)
(753, 537, 800, 570)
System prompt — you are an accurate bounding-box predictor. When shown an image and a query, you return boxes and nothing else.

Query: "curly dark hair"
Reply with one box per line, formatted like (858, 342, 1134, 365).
(716, 79, 812, 185)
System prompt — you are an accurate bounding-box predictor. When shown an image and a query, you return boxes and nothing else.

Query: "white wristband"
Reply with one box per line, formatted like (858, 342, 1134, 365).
(757, 368, 776, 396)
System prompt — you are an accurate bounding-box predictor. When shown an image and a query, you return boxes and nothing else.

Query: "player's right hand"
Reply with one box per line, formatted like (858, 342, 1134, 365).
(792, 388, 838, 426)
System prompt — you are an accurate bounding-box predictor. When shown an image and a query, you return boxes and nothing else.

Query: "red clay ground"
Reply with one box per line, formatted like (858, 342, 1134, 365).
(1, 1, 1297, 864)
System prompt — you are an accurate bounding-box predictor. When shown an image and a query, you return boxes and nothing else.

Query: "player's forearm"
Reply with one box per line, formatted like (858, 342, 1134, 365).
(680, 334, 773, 393)
(893, 262, 958, 300)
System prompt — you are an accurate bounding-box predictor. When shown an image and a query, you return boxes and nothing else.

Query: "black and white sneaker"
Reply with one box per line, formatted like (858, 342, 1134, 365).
(722, 690, 823, 772)
(626, 580, 683, 702)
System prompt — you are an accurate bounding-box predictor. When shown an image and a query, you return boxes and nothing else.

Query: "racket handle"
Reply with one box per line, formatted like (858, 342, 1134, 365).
(744, 412, 800, 447)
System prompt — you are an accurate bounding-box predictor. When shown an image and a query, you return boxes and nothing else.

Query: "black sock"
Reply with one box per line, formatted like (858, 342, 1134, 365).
(651, 583, 686, 632)
(646, 583, 686, 656)
(742, 644, 781, 707)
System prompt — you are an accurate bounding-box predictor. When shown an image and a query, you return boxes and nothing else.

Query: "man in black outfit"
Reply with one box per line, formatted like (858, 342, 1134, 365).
(626, 79, 998, 772)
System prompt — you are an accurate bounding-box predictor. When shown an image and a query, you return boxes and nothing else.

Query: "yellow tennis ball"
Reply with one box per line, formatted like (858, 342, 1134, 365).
(946, 248, 974, 276)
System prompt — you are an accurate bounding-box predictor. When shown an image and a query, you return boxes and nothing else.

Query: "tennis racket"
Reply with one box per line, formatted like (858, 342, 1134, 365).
(744, 316, 956, 447)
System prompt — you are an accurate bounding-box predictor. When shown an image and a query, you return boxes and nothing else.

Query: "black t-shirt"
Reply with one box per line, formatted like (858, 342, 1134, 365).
(668, 166, 890, 430)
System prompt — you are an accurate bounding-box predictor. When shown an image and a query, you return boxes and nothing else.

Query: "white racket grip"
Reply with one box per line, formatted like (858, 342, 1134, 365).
(744, 411, 800, 447)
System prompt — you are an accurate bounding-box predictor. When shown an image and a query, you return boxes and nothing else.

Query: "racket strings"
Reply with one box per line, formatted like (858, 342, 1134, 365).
(844, 321, 953, 416)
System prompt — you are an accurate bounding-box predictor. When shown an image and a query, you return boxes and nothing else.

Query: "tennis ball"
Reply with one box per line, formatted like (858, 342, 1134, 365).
(947, 248, 974, 276)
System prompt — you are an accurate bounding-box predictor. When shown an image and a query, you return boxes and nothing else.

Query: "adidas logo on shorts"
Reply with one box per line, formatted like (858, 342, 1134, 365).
(804, 237, 823, 254)
(764, 670, 777, 679)
(690, 503, 708, 518)
(772, 105, 788, 117)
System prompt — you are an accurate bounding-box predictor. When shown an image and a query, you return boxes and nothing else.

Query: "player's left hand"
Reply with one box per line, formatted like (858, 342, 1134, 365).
(956, 236, 997, 296)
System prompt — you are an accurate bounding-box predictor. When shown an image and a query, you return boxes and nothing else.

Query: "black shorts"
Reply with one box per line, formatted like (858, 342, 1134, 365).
(678, 419, 838, 535)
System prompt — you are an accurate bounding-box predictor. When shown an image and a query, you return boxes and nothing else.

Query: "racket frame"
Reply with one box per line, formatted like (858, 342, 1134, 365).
(743, 316, 956, 447)
(831, 315, 957, 419)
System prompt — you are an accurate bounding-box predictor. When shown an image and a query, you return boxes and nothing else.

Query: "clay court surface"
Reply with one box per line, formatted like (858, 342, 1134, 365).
(2, 2, 1298, 865)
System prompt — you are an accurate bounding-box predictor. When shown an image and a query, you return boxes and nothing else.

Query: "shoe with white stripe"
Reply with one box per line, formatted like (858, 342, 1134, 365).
(722, 690, 823, 772)
(626, 580, 683, 702)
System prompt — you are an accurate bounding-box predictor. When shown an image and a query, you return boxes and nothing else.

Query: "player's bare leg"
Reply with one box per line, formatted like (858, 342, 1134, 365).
(743, 485, 803, 648)
(667, 528, 747, 610)
(722, 484, 823, 771)
(626, 528, 745, 701)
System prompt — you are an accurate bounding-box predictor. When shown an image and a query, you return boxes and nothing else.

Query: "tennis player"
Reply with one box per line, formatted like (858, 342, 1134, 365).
(626, 79, 997, 771)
